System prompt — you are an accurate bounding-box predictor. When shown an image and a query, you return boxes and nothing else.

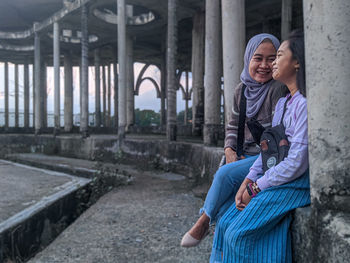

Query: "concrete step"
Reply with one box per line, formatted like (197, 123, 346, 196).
(0, 159, 91, 262)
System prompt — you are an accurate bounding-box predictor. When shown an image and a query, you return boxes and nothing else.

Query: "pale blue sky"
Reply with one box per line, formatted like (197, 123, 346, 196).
(0, 62, 192, 114)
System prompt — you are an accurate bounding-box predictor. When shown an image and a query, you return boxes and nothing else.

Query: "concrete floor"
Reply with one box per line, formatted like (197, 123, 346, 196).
(25, 156, 213, 263)
(0, 160, 89, 223)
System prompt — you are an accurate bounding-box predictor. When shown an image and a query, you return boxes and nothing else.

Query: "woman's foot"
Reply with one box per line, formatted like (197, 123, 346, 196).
(181, 213, 210, 247)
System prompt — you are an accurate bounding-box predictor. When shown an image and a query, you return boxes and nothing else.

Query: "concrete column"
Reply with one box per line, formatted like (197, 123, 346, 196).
(34, 33, 42, 133)
(94, 49, 101, 127)
(306, 0, 350, 255)
(4, 62, 9, 128)
(53, 22, 61, 132)
(64, 53, 73, 132)
(126, 36, 134, 129)
(118, 0, 127, 140)
(24, 63, 30, 128)
(221, 0, 245, 127)
(191, 11, 205, 136)
(80, 4, 89, 136)
(113, 57, 118, 128)
(14, 64, 19, 127)
(304, 0, 350, 261)
(184, 71, 189, 125)
(166, 0, 178, 141)
(281, 0, 292, 41)
(160, 56, 166, 129)
(107, 63, 111, 126)
(32, 63, 35, 127)
(41, 61, 47, 128)
(204, 0, 222, 145)
(102, 65, 106, 126)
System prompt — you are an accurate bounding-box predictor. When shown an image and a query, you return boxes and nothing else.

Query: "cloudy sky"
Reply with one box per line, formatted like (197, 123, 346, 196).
(0, 62, 192, 115)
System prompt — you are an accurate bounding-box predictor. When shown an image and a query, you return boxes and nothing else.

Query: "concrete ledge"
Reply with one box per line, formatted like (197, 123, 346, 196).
(0, 161, 91, 262)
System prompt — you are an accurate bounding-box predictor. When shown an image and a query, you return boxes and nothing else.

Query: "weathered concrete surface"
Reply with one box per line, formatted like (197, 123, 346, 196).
(0, 160, 82, 222)
(0, 160, 91, 262)
(28, 163, 213, 263)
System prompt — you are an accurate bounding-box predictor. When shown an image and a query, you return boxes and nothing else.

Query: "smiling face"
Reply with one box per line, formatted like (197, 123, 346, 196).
(248, 41, 277, 84)
(272, 40, 299, 84)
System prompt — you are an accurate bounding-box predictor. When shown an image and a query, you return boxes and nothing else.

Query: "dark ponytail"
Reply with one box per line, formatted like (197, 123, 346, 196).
(288, 30, 306, 97)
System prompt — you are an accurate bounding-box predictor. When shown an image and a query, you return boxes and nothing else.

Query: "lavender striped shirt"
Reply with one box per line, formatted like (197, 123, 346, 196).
(246, 91, 308, 190)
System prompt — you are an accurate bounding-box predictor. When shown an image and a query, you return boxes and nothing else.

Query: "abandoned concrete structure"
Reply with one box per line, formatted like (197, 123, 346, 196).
(0, 0, 349, 262)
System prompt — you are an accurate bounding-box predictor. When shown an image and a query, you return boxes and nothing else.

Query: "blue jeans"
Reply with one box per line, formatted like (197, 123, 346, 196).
(200, 155, 258, 223)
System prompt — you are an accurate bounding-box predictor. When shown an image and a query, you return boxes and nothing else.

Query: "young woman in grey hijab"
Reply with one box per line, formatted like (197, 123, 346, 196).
(181, 33, 288, 248)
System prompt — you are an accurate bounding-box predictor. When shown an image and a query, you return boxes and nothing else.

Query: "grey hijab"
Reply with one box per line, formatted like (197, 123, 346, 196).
(240, 33, 280, 118)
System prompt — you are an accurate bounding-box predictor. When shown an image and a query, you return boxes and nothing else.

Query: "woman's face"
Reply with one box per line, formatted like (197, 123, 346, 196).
(248, 41, 276, 84)
(272, 40, 299, 83)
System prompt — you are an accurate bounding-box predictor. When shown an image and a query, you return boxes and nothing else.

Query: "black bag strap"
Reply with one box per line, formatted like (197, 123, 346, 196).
(236, 84, 246, 157)
(280, 95, 292, 125)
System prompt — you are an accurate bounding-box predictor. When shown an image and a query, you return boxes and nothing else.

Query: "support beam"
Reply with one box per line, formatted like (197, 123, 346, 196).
(281, 0, 293, 41)
(304, 0, 350, 260)
(166, 0, 178, 141)
(34, 32, 42, 133)
(160, 55, 166, 129)
(204, 0, 222, 146)
(281, 0, 292, 41)
(41, 61, 47, 128)
(80, 4, 89, 136)
(221, 0, 245, 127)
(184, 71, 189, 125)
(113, 56, 118, 129)
(118, 0, 127, 140)
(191, 11, 205, 136)
(107, 63, 111, 126)
(24, 63, 30, 128)
(64, 53, 73, 132)
(14, 64, 19, 127)
(94, 49, 101, 127)
(126, 35, 134, 129)
(53, 22, 61, 132)
(102, 65, 106, 126)
(4, 62, 9, 128)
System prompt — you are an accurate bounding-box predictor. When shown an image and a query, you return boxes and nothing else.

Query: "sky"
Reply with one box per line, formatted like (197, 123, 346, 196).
(0, 62, 192, 115)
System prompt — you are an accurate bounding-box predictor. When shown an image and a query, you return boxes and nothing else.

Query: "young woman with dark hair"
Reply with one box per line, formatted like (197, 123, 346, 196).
(210, 29, 309, 263)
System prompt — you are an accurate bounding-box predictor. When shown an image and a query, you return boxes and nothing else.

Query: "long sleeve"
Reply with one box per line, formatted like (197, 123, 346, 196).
(224, 84, 241, 151)
(255, 93, 308, 190)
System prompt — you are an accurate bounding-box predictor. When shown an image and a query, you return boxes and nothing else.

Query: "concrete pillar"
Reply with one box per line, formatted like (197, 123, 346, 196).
(34, 33, 42, 133)
(4, 62, 9, 128)
(126, 36, 134, 129)
(80, 4, 89, 136)
(64, 53, 73, 132)
(107, 63, 111, 126)
(204, 0, 222, 145)
(14, 64, 19, 127)
(160, 56, 166, 129)
(53, 22, 60, 132)
(281, 0, 292, 41)
(94, 49, 101, 127)
(118, 0, 127, 139)
(304, 0, 350, 261)
(24, 63, 30, 128)
(191, 11, 205, 136)
(32, 63, 35, 127)
(41, 61, 47, 128)
(166, 0, 178, 141)
(102, 65, 106, 126)
(184, 71, 189, 125)
(113, 58, 118, 128)
(221, 0, 245, 127)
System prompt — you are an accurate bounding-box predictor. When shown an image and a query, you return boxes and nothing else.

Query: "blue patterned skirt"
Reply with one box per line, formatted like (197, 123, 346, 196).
(210, 170, 310, 263)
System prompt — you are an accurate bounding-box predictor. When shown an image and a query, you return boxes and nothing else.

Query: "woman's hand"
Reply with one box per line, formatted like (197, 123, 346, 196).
(225, 148, 245, 164)
(235, 178, 253, 211)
